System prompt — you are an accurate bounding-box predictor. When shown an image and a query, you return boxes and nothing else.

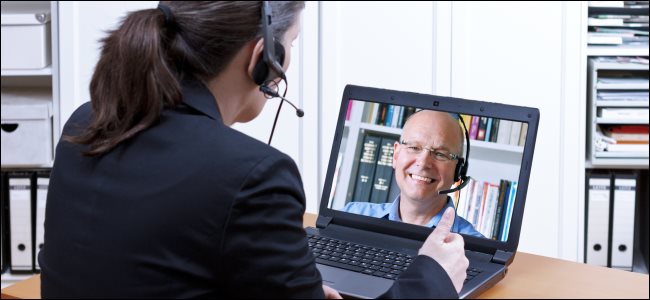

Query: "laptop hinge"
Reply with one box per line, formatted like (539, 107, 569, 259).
(491, 250, 514, 265)
(316, 216, 333, 229)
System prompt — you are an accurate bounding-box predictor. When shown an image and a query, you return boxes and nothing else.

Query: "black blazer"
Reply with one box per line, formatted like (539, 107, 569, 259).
(39, 80, 458, 298)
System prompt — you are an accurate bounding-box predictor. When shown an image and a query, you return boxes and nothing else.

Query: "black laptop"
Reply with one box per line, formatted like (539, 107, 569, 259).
(306, 84, 539, 298)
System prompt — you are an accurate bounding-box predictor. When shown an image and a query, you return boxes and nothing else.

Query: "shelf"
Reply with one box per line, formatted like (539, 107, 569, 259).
(596, 117, 649, 124)
(472, 139, 524, 154)
(355, 122, 404, 136)
(596, 83, 650, 90)
(595, 151, 649, 158)
(587, 158, 650, 169)
(587, 46, 650, 56)
(592, 61, 650, 71)
(1, 67, 52, 76)
(596, 100, 649, 107)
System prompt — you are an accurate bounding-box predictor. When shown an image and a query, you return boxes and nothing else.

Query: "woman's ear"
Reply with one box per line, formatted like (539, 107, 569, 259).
(247, 38, 265, 80)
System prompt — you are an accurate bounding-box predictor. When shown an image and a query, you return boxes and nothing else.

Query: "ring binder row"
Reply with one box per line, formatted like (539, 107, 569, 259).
(1, 168, 51, 275)
(585, 170, 641, 271)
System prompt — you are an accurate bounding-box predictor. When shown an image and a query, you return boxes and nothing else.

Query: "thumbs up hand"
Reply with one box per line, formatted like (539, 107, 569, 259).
(418, 207, 469, 293)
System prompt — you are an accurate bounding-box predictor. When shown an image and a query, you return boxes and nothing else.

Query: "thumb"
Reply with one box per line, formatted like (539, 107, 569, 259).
(432, 207, 455, 239)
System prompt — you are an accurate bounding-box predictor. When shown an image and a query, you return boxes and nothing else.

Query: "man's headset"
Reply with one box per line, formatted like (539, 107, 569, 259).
(438, 115, 471, 195)
(253, 1, 304, 144)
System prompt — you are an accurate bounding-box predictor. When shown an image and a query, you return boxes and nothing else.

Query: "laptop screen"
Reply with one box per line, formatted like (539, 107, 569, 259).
(326, 98, 529, 243)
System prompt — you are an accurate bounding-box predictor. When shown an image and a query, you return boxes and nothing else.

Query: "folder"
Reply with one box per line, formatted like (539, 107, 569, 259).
(586, 174, 611, 267)
(34, 173, 49, 271)
(1, 172, 5, 273)
(8, 172, 34, 272)
(611, 174, 637, 271)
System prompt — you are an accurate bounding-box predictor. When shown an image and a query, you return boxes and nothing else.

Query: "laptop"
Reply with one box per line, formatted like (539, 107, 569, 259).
(306, 85, 539, 298)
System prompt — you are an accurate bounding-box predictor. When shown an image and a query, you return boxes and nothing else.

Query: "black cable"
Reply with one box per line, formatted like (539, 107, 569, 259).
(267, 79, 288, 145)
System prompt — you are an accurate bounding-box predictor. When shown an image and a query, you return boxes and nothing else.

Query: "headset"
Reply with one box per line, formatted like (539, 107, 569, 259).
(254, 1, 304, 145)
(438, 115, 471, 195)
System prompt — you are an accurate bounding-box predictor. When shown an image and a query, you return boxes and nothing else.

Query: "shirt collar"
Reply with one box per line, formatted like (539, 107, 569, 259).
(386, 195, 457, 229)
(180, 78, 222, 121)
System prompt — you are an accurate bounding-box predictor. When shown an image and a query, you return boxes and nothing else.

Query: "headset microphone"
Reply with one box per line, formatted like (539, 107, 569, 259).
(260, 85, 304, 118)
(438, 176, 472, 195)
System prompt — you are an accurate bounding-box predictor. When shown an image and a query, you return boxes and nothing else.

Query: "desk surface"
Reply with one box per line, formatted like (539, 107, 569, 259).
(2, 214, 648, 299)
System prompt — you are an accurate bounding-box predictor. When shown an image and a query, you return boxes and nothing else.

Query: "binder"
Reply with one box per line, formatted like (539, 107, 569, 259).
(8, 172, 34, 272)
(1, 172, 5, 273)
(586, 174, 611, 267)
(34, 172, 49, 271)
(611, 174, 637, 271)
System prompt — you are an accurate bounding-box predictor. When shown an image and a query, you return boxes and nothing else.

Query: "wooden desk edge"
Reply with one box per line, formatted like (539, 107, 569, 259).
(1, 275, 40, 299)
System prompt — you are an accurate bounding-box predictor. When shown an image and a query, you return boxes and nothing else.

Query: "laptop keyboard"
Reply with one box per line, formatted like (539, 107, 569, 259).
(307, 234, 483, 283)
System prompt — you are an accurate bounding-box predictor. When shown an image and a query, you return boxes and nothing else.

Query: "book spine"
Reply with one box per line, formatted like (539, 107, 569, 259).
(369, 136, 398, 203)
(469, 116, 480, 140)
(352, 134, 382, 202)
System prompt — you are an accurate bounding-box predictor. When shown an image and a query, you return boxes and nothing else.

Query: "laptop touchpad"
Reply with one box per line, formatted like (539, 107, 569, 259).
(317, 264, 393, 299)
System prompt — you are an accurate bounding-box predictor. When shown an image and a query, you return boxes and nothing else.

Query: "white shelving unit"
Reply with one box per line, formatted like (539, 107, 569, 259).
(587, 58, 649, 168)
(1, 1, 60, 167)
(583, 1, 649, 275)
(1, 67, 53, 77)
(1, 0, 59, 286)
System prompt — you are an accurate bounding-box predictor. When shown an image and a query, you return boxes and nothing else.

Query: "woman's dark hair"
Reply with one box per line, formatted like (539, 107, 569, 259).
(65, 1, 305, 156)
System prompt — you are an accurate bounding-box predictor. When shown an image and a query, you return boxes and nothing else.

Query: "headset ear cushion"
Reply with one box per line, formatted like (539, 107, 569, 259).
(252, 40, 286, 86)
(454, 158, 465, 182)
(252, 56, 268, 86)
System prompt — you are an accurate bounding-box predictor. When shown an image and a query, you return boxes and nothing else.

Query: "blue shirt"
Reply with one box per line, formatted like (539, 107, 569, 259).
(342, 196, 485, 238)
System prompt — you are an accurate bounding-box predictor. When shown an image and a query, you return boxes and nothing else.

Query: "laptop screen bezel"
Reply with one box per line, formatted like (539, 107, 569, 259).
(318, 84, 540, 254)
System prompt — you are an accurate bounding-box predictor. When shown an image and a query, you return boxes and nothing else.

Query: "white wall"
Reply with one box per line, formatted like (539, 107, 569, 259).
(58, 1, 158, 126)
(447, 1, 584, 260)
(449, 2, 564, 258)
(57, 1, 584, 260)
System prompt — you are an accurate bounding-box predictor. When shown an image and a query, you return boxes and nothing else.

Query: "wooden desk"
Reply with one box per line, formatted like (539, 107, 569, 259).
(3, 214, 648, 299)
(304, 213, 649, 298)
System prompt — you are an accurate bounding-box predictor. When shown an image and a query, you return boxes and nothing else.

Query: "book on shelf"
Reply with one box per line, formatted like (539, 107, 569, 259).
(588, 34, 623, 45)
(588, 17, 625, 26)
(496, 120, 512, 145)
(477, 117, 488, 141)
(489, 119, 500, 143)
(597, 91, 649, 101)
(469, 116, 480, 140)
(518, 123, 528, 146)
(598, 108, 649, 120)
(509, 122, 522, 146)
(351, 133, 382, 203)
(369, 136, 397, 203)
(384, 105, 394, 127)
(484, 118, 494, 142)
(453, 178, 518, 241)
(603, 125, 649, 143)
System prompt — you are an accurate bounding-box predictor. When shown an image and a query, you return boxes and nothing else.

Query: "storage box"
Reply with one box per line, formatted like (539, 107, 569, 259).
(1, 2, 51, 69)
(1, 89, 53, 166)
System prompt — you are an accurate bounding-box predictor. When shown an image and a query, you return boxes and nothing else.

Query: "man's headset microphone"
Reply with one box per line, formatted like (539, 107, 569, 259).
(253, 1, 304, 145)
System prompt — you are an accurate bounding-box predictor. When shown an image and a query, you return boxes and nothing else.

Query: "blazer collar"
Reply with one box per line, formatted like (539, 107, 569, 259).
(181, 78, 222, 122)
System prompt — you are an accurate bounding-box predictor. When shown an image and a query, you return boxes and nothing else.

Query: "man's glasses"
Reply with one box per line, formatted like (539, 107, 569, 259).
(399, 140, 460, 162)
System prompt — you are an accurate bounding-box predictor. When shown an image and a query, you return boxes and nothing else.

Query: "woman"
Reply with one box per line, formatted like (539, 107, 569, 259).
(39, 1, 467, 298)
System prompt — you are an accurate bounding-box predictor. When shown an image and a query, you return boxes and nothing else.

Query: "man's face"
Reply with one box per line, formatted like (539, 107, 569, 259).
(392, 111, 464, 205)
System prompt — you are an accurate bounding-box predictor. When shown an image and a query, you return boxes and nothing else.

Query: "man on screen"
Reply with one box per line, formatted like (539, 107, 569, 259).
(342, 110, 484, 238)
